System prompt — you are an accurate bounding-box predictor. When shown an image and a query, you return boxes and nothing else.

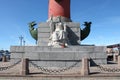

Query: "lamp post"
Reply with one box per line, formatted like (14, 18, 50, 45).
(19, 35, 24, 46)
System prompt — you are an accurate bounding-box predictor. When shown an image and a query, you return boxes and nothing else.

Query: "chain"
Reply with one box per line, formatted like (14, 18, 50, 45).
(0, 59, 21, 71)
(29, 61, 80, 74)
(97, 65, 120, 72)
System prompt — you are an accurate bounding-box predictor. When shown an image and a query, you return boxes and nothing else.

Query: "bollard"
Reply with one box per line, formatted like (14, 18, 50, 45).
(2, 56, 7, 62)
(20, 58, 29, 76)
(81, 57, 89, 76)
(113, 54, 117, 62)
(118, 56, 120, 66)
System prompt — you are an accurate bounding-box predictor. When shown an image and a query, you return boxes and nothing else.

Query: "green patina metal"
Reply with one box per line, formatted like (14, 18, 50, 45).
(28, 21, 91, 41)
(81, 22, 91, 41)
(28, 21, 38, 41)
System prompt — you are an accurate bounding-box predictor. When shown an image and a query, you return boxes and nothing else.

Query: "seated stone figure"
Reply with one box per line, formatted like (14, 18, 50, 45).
(48, 22, 69, 47)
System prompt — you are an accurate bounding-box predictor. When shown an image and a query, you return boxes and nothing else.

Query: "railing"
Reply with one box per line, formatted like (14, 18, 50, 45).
(0, 56, 120, 76)
(0, 58, 89, 76)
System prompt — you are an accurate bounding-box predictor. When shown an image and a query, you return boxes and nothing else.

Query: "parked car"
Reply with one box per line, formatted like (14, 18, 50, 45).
(0, 50, 10, 61)
(0, 50, 4, 61)
(2, 50, 10, 60)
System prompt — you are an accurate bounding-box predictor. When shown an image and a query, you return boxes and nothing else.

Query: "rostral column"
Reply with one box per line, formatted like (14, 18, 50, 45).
(28, 0, 91, 42)
(48, 0, 72, 22)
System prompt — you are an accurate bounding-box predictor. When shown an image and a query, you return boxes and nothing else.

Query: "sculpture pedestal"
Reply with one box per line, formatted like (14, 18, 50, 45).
(10, 21, 107, 74)
(10, 46, 107, 67)
(38, 22, 81, 46)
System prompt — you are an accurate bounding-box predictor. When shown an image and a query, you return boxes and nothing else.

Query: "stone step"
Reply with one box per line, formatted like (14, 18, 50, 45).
(10, 46, 106, 52)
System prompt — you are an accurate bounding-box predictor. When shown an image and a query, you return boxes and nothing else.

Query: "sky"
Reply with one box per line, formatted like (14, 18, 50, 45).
(0, 0, 120, 50)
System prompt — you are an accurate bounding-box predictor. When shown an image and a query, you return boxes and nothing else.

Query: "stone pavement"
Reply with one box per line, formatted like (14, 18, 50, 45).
(0, 77, 120, 80)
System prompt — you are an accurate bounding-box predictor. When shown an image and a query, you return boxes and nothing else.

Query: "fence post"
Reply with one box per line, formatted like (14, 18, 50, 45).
(20, 58, 29, 75)
(2, 56, 7, 62)
(113, 54, 117, 62)
(118, 56, 120, 66)
(81, 57, 89, 76)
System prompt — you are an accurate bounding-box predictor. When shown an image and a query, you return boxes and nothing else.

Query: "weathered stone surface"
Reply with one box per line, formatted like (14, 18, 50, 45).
(37, 22, 81, 46)
(118, 56, 120, 66)
(10, 46, 107, 67)
(20, 58, 29, 75)
(81, 58, 89, 76)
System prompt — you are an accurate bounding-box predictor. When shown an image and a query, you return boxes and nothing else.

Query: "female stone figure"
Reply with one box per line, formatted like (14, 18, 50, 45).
(48, 22, 69, 47)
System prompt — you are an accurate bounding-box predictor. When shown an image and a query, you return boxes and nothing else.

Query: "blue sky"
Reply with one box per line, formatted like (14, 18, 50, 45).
(0, 0, 120, 50)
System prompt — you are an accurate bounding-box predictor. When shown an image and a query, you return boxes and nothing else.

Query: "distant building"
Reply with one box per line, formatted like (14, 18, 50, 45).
(106, 44, 120, 61)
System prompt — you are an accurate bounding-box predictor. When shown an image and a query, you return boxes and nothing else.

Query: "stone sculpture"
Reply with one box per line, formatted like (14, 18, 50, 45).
(48, 22, 70, 47)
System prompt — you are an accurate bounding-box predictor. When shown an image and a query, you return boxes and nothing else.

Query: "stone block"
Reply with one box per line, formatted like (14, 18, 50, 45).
(64, 22, 80, 28)
(11, 52, 24, 59)
(51, 47, 65, 52)
(75, 52, 90, 60)
(38, 32, 50, 38)
(24, 52, 39, 59)
(38, 27, 50, 33)
(10, 46, 25, 52)
(24, 46, 36, 52)
(39, 22, 49, 28)
(81, 58, 89, 76)
(69, 27, 80, 33)
(20, 58, 29, 75)
(10, 46, 107, 67)
(39, 52, 50, 60)
(38, 38, 49, 46)
(94, 52, 107, 58)
(94, 46, 106, 52)
(118, 56, 120, 66)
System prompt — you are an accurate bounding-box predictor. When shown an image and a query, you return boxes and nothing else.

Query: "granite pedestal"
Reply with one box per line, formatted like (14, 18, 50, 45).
(38, 22, 80, 46)
(10, 46, 107, 67)
(10, 22, 107, 68)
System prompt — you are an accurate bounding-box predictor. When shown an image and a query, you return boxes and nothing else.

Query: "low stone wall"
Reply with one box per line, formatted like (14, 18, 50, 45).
(10, 46, 107, 67)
